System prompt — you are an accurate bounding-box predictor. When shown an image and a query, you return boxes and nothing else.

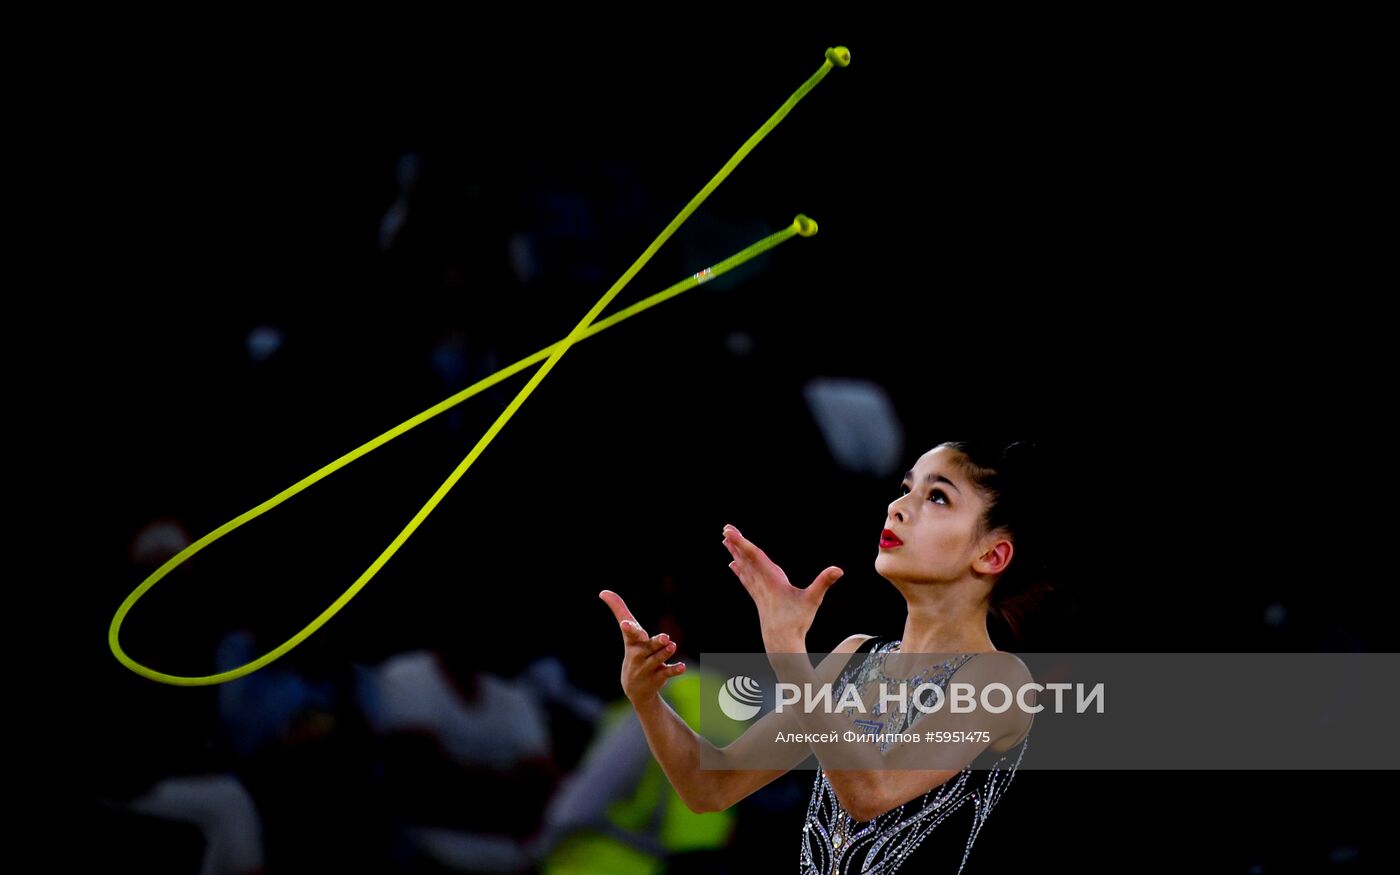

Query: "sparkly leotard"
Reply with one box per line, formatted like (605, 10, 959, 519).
(798, 636, 1031, 874)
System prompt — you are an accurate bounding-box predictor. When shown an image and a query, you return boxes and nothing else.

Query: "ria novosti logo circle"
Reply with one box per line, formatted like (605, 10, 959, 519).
(719, 675, 764, 721)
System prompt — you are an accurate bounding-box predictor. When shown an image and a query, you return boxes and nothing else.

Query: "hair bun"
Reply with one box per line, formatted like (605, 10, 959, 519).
(1002, 440, 1037, 459)
(1000, 440, 1041, 478)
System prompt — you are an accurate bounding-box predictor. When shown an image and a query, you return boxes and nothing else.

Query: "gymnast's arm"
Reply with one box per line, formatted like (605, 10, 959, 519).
(648, 632, 875, 814)
(600, 588, 872, 814)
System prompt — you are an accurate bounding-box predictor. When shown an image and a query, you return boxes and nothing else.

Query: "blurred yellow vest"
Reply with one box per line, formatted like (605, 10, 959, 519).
(544, 667, 739, 875)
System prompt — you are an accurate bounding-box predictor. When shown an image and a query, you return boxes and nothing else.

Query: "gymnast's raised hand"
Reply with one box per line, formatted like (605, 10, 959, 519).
(598, 589, 687, 705)
(720, 523, 844, 653)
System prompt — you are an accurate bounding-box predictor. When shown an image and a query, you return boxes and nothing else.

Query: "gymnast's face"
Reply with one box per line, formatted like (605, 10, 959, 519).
(876, 446, 994, 585)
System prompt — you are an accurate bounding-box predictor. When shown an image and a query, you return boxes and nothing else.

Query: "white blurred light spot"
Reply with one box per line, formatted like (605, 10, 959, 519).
(508, 232, 536, 286)
(131, 519, 192, 566)
(724, 330, 754, 357)
(802, 377, 904, 478)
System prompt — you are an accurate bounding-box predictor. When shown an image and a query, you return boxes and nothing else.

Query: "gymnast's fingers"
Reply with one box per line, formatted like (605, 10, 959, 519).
(600, 590, 648, 643)
(647, 636, 678, 665)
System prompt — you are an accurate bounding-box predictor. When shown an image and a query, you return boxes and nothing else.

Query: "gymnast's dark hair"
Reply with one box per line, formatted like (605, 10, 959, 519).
(937, 439, 1056, 646)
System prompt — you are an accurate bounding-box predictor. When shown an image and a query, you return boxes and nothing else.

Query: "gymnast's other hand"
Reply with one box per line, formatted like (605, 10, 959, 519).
(722, 523, 843, 652)
(599, 589, 686, 705)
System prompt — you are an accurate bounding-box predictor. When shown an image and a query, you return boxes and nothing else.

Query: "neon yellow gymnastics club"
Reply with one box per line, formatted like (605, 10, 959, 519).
(110, 46, 850, 686)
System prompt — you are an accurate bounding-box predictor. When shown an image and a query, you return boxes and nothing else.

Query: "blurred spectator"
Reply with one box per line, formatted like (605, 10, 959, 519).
(214, 630, 386, 870)
(217, 629, 338, 760)
(127, 774, 266, 875)
(355, 639, 562, 872)
(103, 519, 267, 875)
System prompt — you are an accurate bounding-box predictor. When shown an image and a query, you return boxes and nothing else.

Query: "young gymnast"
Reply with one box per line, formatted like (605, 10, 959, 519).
(600, 439, 1054, 872)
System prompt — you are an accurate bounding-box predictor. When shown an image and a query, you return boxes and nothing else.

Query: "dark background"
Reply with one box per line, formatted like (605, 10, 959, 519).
(62, 19, 1389, 874)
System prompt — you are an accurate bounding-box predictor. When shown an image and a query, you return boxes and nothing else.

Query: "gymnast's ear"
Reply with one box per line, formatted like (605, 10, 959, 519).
(973, 538, 1013, 576)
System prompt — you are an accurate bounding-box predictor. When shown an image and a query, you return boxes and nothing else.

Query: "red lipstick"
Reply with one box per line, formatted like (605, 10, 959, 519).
(880, 529, 903, 549)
